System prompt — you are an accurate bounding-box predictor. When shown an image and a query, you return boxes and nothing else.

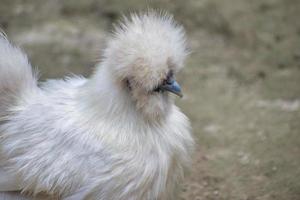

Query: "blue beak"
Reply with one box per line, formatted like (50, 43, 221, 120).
(159, 79, 183, 98)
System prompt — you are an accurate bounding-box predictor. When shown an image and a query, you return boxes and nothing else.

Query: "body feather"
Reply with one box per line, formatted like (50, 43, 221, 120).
(0, 35, 38, 121)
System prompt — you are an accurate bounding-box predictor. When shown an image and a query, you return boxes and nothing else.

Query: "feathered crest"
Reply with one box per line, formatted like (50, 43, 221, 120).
(102, 10, 188, 72)
(112, 10, 185, 42)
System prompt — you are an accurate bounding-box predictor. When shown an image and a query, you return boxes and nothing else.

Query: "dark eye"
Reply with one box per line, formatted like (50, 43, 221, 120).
(153, 87, 161, 92)
(153, 70, 174, 93)
(167, 70, 174, 79)
(125, 79, 132, 90)
(166, 70, 174, 84)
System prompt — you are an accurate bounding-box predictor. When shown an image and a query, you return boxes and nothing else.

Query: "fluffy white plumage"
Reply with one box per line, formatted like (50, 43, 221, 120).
(0, 12, 194, 200)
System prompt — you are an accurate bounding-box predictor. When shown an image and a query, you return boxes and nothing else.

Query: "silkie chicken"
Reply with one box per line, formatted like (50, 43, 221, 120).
(0, 11, 194, 200)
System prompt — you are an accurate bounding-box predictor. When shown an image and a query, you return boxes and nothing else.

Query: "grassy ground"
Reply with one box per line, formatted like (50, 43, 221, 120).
(1, 0, 300, 199)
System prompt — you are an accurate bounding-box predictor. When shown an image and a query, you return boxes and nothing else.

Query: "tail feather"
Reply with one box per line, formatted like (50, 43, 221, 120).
(0, 34, 38, 120)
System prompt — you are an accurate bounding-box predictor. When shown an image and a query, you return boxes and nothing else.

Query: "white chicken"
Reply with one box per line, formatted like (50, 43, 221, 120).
(0, 12, 194, 200)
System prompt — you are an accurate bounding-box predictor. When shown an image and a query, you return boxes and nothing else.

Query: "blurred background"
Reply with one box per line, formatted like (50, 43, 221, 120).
(1, 0, 300, 199)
